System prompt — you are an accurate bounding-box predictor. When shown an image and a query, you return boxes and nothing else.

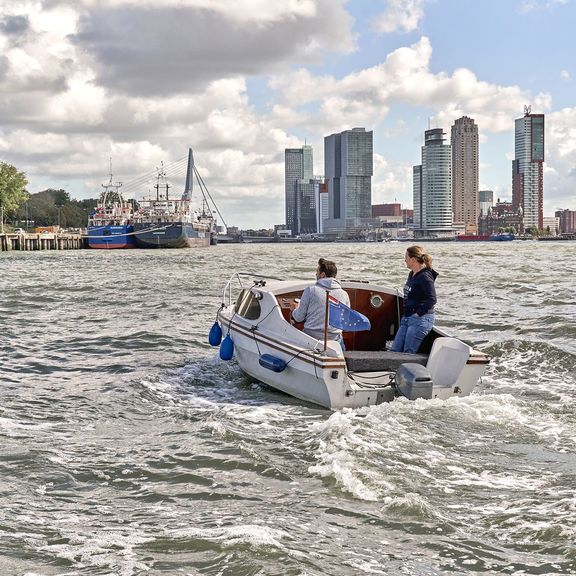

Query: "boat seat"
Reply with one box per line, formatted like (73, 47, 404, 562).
(426, 337, 471, 388)
(344, 350, 428, 372)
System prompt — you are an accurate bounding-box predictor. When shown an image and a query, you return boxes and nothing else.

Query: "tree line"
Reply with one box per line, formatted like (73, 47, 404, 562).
(0, 161, 98, 229)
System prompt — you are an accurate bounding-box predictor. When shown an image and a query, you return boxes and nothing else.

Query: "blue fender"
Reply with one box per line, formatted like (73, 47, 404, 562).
(208, 321, 223, 346)
(219, 334, 234, 360)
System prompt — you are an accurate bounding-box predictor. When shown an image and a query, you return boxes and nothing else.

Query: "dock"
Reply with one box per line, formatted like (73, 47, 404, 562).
(0, 232, 85, 252)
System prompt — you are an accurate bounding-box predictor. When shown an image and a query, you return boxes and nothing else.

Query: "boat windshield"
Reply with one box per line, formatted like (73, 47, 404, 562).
(234, 289, 261, 320)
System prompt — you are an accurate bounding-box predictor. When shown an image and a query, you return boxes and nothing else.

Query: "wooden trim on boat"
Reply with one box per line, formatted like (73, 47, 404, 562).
(467, 355, 491, 365)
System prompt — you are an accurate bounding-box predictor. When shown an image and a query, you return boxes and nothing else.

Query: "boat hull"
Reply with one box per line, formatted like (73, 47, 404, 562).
(133, 222, 210, 248)
(87, 225, 137, 249)
(489, 233, 515, 241)
(456, 235, 490, 241)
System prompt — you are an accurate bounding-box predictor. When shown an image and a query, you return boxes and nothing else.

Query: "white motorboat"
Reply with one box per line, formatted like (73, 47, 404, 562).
(212, 273, 490, 410)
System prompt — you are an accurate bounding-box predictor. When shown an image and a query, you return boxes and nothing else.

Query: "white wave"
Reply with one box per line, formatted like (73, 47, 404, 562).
(170, 523, 290, 550)
(308, 410, 395, 501)
(307, 392, 576, 511)
(39, 528, 154, 576)
(0, 416, 56, 437)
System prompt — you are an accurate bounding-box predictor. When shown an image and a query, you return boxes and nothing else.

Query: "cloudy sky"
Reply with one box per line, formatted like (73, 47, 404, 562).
(1, 0, 575, 228)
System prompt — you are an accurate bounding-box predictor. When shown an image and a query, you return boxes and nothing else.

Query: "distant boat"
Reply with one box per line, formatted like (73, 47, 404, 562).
(489, 232, 515, 241)
(455, 234, 490, 242)
(455, 233, 515, 242)
(87, 167, 136, 249)
(132, 149, 217, 249)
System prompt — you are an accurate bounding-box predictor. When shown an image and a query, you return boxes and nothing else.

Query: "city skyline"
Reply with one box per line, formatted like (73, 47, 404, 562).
(1, 0, 575, 229)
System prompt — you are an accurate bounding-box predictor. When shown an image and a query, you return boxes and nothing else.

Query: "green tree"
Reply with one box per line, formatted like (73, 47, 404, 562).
(0, 162, 29, 231)
(16, 189, 99, 228)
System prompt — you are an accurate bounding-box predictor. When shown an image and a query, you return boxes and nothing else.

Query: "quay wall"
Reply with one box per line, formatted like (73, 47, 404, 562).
(0, 233, 85, 252)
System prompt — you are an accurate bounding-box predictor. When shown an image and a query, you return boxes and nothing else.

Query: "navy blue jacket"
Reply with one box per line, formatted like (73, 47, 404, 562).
(402, 267, 438, 316)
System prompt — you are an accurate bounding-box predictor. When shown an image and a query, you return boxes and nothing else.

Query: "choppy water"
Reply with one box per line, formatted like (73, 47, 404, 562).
(1, 242, 575, 576)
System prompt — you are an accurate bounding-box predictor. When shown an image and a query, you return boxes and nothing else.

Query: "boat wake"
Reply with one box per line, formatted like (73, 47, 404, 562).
(481, 338, 576, 401)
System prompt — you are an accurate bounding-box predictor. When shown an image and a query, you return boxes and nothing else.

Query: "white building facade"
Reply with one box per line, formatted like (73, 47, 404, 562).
(413, 128, 453, 238)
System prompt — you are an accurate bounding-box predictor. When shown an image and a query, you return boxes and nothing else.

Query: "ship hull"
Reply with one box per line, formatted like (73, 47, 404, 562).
(489, 233, 515, 241)
(133, 222, 210, 248)
(456, 235, 490, 241)
(87, 225, 137, 249)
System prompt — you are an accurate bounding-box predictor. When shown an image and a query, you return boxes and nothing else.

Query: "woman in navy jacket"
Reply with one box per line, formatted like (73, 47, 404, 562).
(390, 245, 438, 354)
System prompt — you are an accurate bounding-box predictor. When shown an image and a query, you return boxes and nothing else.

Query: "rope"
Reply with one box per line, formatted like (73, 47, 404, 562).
(348, 372, 396, 389)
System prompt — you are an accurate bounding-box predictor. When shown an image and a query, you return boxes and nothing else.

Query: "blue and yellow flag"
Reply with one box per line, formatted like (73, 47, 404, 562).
(328, 295, 371, 332)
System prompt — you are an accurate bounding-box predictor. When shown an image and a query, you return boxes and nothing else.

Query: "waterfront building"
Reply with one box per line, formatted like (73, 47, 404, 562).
(285, 145, 313, 235)
(295, 178, 325, 235)
(451, 116, 479, 233)
(542, 216, 560, 236)
(372, 203, 402, 217)
(512, 107, 545, 230)
(323, 128, 373, 233)
(478, 200, 524, 235)
(371, 203, 413, 224)
(479, 190, 494, 217)
(413, 128, 454, 238)
(555, 208, 576, 234)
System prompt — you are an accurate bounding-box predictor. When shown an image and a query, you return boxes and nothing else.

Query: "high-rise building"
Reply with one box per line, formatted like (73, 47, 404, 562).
(285, 145, 313, 234)
(512, 107, 545, 230)
(479, 190, 494, 217)
(324, 128, 373, 232)
(295, 178, 318, 235)
(413, 128, 453, 238)
(316, 181, 328, 234)
(555, 209, 576, 234)
(451, 116, 479, 233)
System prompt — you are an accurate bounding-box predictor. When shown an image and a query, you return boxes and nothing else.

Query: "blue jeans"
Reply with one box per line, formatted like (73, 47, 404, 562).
(390, 314, 435, 354)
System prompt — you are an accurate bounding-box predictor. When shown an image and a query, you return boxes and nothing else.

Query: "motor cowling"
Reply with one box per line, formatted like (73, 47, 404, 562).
(395, 363, 433, 400)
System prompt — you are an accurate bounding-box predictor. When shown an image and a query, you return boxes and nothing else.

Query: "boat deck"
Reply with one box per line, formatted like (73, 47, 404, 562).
(344, 350, 428, 372)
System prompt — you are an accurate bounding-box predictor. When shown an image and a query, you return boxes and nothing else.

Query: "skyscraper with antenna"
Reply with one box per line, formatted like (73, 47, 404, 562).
(512, 106, 545, 230)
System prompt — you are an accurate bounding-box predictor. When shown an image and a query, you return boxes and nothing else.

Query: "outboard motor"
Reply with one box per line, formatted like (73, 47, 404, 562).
(395, 363, 433, 400)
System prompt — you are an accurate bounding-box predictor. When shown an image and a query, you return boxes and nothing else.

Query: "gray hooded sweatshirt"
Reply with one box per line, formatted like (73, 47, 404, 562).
(291, 278, 350, 340)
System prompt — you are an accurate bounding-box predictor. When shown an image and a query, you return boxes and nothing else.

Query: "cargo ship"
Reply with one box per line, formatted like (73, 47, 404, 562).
(455, 234, 490, 241)
(87, 168, 136, 249)
(132, 149, 217, 249)
(455, 233, 515, 242)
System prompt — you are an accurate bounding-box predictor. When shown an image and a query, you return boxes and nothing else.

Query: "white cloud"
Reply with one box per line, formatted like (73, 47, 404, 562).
(69, 0, 354, 96)
(560, 69, 571, 80)
(373, 0, 424, 34)
(372, 153, 413, 206)
(270, 38, 551, 136)
(520, 0, 568, 13)
(67, 0, 322, 24)
(542, 107, 576, 211)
